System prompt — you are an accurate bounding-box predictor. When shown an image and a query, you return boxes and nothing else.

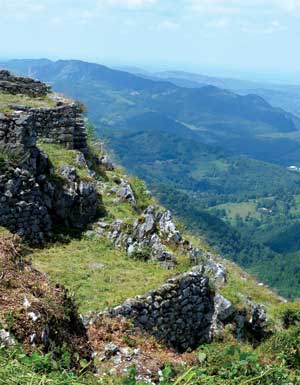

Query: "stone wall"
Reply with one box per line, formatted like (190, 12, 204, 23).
(0, 112, 36, 157)
(0, 97, 95, 242)
(102, 267, 216, 352)
(7, 105, 88, 153)
(0, 162, 53, 243)
(0, 154, 98, 244)
(0, 70, 49, 97)
(88, 264, 268, 352)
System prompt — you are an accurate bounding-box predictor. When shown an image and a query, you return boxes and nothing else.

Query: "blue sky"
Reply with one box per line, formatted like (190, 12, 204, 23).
(1, 0, 300, 82)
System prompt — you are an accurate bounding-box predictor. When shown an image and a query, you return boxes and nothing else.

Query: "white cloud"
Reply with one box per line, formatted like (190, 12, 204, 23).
(97, 0, 158, 8)
(206, 18, 230, 29)
(187, 0, 300, 15)
(158, 20, 180, 30)
(275, 0, 300, 12)
(241, 20, 284, 34)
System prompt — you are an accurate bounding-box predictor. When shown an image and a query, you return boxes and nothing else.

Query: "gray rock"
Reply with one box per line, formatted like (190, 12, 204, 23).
(104, 343, 120, 358)
(214, 294, 234, 322)
(159, 210, 181, 244)
(117, 178, 136, 204)
(75, 152, 87, 167)
(0, 329, 16, 347)
(248, 304, 267, 332)
(60, 166, 78, 182)
(100, 155, 114, 171)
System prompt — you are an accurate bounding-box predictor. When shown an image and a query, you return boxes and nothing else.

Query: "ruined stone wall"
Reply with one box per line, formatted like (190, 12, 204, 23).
(0, 156, 98, 243)
(0, 70, 49, 97)
(33, 105, 88, 152)
(0, 164, 53, 243)
(105, 267, 215, 352)
(0, 112, 36, 156)
(5, 105, 88, 153)
(0, 106, 94, 243)
(88, 264, 268, 352)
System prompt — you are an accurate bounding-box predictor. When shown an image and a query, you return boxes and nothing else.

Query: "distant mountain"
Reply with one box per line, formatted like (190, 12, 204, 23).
(117, 67, 300, 117)
(3, 59, 299, 129)
(146, 70, 300, 117)
(4, 59, 300, 166)
(154, 70, 263, 90)
(2, 59, 175, 91)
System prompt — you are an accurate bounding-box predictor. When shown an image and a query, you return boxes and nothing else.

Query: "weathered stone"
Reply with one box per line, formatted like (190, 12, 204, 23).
(0, 73, 97, 242)
(214, 294, 234, 322)
(0, 329, 16, 347)
(0, 70, 49, 97)
(93, 268, 216, 352)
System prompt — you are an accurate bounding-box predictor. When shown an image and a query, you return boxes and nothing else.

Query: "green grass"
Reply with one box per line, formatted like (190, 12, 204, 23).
(30, 236, 190, 314)
(0, 347, 100, 385)
(190, 158, 229, 179)
(291, 195, 300, 216)
(30, 141, 191, 314)
(210, 201, 261, 221)
(0, 226, 13, 237)
(0, 91, 56, 113)
(38, 142, 92, 181)
(220, 259, 283, 318)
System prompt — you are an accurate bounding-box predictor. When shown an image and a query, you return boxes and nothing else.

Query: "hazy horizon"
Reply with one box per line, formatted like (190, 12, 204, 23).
(1, 55, 299, 86)
(1, 1, 300, 85)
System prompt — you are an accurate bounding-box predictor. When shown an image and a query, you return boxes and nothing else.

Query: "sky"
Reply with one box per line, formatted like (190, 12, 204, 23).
(1, 0, 300, 82)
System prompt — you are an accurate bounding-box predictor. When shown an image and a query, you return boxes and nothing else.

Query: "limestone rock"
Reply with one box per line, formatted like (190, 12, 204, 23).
(158, 210, 181, 244)
(214, 294, 234, 322)
(117, 178, 136, 205)
(0, 329, 16, 348)
(100, 154, 114, 171)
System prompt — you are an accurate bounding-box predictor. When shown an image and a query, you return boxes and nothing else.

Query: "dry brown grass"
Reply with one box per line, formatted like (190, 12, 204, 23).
(0, 234, 93, 368)
(89, 315, 197, 380)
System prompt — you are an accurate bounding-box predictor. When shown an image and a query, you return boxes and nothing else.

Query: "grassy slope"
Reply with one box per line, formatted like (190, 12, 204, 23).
(30, 236, 190, 313)
(31, 143, 191, 313)
(30, 143, 282, 320)
(3, 144, 300, 384)
(0, 91, 56, 113)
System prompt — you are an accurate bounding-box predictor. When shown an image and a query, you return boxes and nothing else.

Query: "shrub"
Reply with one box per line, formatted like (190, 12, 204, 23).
(261, 326, 300, 370)
(279, 302, 300, 328)
(129, 246, 152, 262)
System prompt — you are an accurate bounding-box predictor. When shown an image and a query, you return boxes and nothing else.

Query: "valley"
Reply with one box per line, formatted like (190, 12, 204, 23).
(3, 59, 300, 300)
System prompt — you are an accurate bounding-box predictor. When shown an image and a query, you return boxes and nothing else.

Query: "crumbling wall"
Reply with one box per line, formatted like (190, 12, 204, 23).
(0, 165, 52, 243)
(88, 264, 268, 351)
(99, 267, 216, 352)
(0, 70, 49, 97)
(0, 112, 36, 156)
(4, 105, 88, 153)
(0, 87, 95, 243)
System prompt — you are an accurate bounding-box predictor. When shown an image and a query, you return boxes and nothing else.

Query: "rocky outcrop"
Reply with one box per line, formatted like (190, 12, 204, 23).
(117, 178, 136, 205)
(0, 70, 49, 97)
(92, 205, 180, 268)
(55, 166, 98, 229)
